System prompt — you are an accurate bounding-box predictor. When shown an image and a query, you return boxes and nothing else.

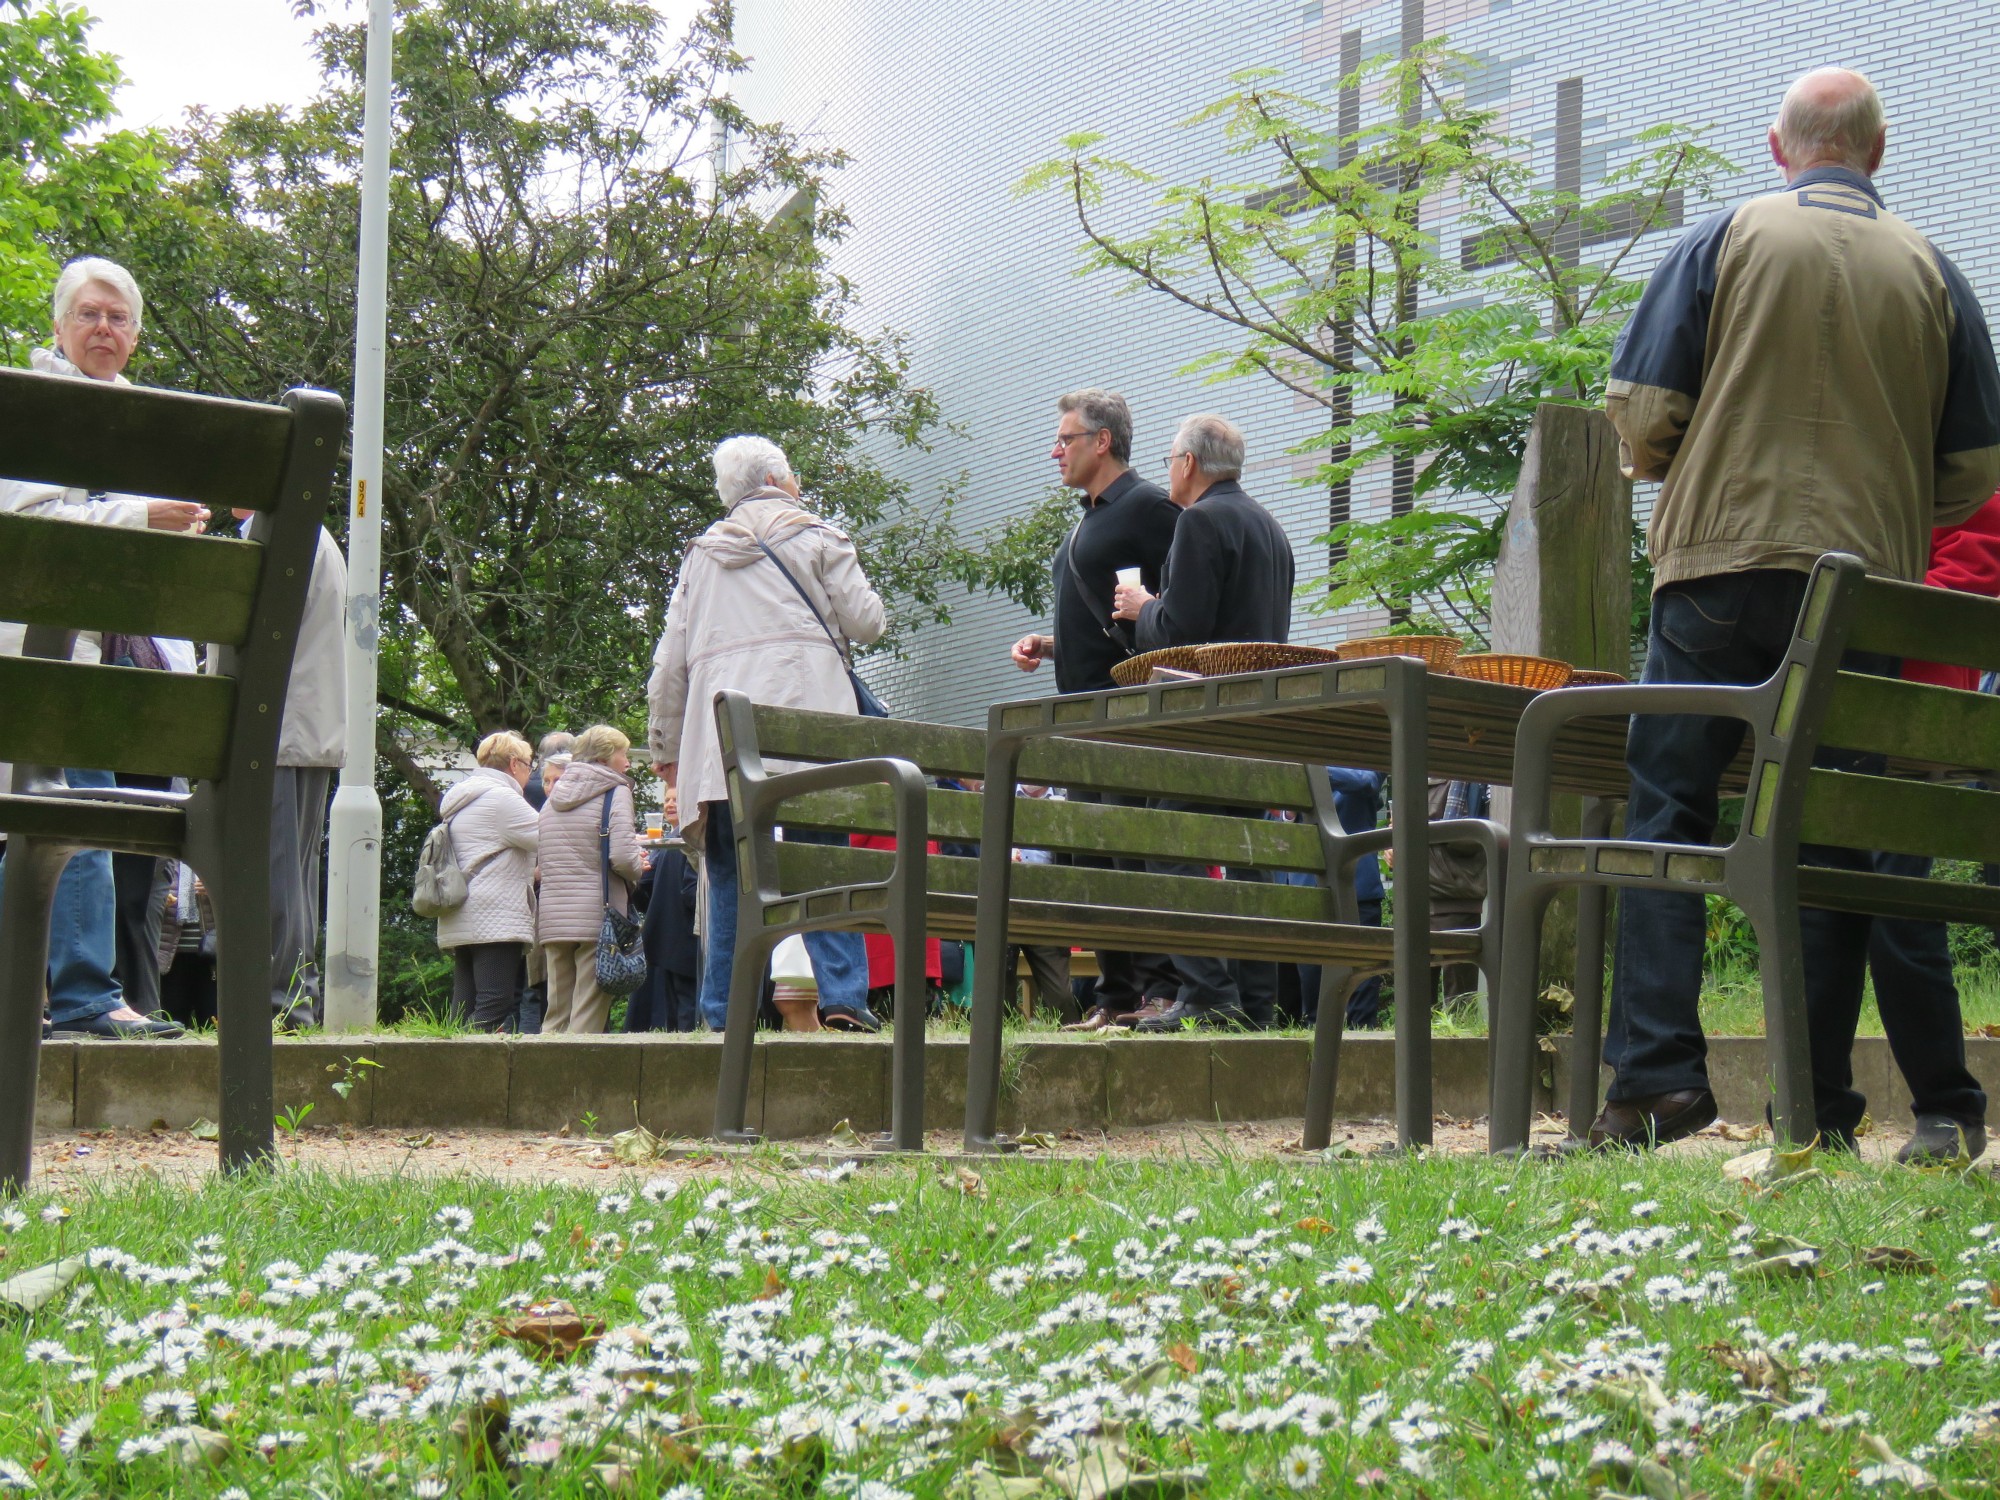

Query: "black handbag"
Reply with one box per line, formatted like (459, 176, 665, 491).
(754, 537, 889, 717)
(593, 790, 648, 997)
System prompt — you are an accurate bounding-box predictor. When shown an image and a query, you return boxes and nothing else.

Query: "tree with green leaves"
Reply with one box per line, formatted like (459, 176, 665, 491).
(0, 0, 162, 364)
(1022, 46, 1728, 641)
(86, 0, 1037, 804)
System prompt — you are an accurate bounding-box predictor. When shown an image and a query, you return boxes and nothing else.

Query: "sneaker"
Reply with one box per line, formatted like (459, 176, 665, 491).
(818, 1004, 883, 1034)
(1896, 1113, 1987, 1166)
(50, 1011, 186, 1040)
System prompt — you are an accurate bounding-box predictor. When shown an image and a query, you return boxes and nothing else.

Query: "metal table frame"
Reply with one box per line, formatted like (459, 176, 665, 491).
(963, 654, 1636, 1153)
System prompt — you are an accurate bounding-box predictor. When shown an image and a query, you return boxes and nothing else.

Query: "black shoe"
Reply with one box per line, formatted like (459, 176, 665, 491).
(1897, 1114, 1988, 1166)
(1134, 999, 1250, 1033)
(273, 1005, 317, 1035)
(51, 1012, 186, 1040)
(1586, 1088, 1717, 1149)
(819, 1004, 882, 1034)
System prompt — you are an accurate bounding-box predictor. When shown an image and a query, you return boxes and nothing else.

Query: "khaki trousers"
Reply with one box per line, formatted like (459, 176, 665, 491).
(542, 941, 609, 1034)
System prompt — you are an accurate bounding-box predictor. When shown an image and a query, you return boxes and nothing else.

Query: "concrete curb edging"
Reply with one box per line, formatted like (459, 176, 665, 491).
(32, 1035, 2000, 1140)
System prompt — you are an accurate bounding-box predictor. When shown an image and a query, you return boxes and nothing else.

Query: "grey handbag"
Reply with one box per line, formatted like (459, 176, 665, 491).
(592, 790, 648, 997)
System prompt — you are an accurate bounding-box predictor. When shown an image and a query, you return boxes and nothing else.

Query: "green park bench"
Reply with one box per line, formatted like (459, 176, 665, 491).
(0, 366, 344, 1188)
(708, 689, 1505, 1152)
(1491, 551, 2000, 1153)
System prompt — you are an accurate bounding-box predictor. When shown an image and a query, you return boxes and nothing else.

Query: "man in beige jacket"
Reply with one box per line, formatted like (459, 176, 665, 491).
(1594, 68, 2000, 1155)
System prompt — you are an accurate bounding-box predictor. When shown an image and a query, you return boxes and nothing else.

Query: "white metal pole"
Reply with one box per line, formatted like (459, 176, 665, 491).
(323, 0, 394, 1032)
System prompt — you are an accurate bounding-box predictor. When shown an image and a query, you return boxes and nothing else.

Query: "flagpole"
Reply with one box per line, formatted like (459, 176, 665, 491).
(323, 0, 394, 1032)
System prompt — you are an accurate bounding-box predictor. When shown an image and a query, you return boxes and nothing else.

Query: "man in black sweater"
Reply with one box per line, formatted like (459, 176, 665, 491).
(1114, 414, 1296, 1031)
(1010, 389, 1183, 1028)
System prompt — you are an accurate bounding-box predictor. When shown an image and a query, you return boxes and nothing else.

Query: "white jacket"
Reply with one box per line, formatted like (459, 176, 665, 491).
(279, 528, 348, 767)
(647, 490, 885, 833)
(433, 766, 540, 949)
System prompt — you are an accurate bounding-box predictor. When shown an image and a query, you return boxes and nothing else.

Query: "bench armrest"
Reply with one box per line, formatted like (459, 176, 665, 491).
(1511, 680, 1764, 838)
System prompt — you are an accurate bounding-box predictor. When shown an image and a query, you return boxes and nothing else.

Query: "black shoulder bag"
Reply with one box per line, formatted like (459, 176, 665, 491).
(592, 790, 648, 997)
(1061, 523, 1136, 661)
(754, 536, 890, 717)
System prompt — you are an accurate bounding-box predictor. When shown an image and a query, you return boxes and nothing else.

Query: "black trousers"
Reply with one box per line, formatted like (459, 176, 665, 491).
(1149, 800, 1276, 1027)
(1062, 787, 1181, 1007)
(111, 851, 168, 1015)
(452, 942, 524, 1032)
(1007, 943, 1077, 1021)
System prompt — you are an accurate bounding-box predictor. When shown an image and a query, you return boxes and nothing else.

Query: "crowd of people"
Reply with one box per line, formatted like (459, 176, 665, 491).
(3, 65, 1996, 1165)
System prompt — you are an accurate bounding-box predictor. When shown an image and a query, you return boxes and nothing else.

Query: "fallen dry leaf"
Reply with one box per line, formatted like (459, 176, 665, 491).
(1860, 1245, 1935, 1275)
(1166, 1342, 1198, 1375)
(1294, 1217, 1336, 1235)
(756, 1268, 787, 1302)
(491, 1301, 605, 1362)
(1705, 1340, 1797, 1400)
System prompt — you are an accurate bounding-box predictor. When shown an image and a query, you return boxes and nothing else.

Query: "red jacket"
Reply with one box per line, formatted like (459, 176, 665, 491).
(851, 833, 943, 986)
(1906, 494, 2000, 690)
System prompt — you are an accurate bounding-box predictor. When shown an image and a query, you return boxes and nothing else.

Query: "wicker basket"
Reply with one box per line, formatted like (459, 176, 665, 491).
(1190, 642, 1342, 678)
(1566, 669, 1629, 687)
(1451, 653, 1574, 690)
(1333, 634, 1465, 672)
(1110, 645, 1206, 687)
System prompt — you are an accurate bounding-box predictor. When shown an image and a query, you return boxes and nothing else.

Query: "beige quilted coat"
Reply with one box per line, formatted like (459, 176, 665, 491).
(536, 759, 645, 944)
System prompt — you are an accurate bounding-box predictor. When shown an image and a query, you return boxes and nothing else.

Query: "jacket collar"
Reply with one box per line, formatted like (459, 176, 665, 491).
(1193, 477, 1245, 505)
(1080, 468, 1140, 512)
(1787, 164, 1885, 207)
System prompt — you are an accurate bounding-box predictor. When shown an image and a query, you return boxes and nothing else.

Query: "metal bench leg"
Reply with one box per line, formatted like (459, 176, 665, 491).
(1301, 965, 1358, 1151)
(0, 837, 70, 1192)
(886, 928, 927, 1152)
(1490, 880, 1557, 1154)
(1565, 798, 1617, 1144)
(713, 928, 773, 1144)
(1747, 879, 1817, 1150)
(207, 843, 275, 1175)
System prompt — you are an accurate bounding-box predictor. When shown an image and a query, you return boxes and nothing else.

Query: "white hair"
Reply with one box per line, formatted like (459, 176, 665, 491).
(1173, 414, 1246, 480)
(1774, 68, 1884, 173)
(52, 256, 144, 332)
(712, 434, 794, 508)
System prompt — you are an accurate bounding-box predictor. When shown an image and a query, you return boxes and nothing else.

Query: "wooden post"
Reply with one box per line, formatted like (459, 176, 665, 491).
(1490, 402, 1634, 999)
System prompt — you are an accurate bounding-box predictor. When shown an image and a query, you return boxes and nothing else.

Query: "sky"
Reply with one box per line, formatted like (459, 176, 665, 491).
(81, 0, 708, 129)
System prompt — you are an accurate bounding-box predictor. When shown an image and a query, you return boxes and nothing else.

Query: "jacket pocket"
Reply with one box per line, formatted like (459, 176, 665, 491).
(1655, 574, 1755, 655)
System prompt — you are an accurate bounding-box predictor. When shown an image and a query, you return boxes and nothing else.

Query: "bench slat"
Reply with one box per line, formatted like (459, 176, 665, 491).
(746, 702, 1320, 808)
(0, 367, 296, 512)
(0, 513, 262, 644)
(773, 842, 1345, 923)
(779, 784, 1330, 871)
(1800, 769, 2000, 867)
(0, 657, 232, 779)
(770, 846, 1476, 964)
(0, 794, 186, 857)
(1797, 864, 2000, 925)
(1849, 575, 2000, 676)
(1818, 671, 2000, 775)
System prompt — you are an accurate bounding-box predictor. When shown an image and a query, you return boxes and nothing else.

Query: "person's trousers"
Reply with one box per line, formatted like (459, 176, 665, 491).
(698, 801, 868, 1032)
(627, 967, 701, 1032)
(1296, 896, 1386, 1028)
(1850, 856, 1987, 1124)
(1151, 800, 1277, 1026)
(451, 941, 524, 1032)
(270, 766, 333, 1021)
(111, 850, 169, 1017)
(1007, 943, 1076, 1021)
(542, 940, 609, 1034)
(0, 768, 123, 1026)
(1063, 787, 1181, 1008)
(1603, 569, 1938, 1139)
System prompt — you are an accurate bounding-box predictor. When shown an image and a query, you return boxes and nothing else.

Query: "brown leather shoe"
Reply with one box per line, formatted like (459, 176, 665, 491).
(1114, 998, 1171, 1028)
(1587, 1088, 1718, 1150)
(1062, 1006, 1120, 1033)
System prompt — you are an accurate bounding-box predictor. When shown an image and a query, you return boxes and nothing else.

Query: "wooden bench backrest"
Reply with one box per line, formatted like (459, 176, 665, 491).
(0, 368, 346, 783)
(730, 698, 1341, 876)
(1743, 556, 2000, 877)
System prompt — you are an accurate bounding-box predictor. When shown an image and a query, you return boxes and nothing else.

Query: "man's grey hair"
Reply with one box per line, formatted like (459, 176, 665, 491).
(1057, 389, 1133, 463)
(1774, 67, 1884, 172)
(713, 434, 794, 508)
(1173, 414, 1246, 480)
(536, 730, 576, 761)
(53, 256, 144, 332)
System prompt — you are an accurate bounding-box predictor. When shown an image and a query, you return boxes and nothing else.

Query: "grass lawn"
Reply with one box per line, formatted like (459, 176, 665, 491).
(0, 1152, 1996, 1496)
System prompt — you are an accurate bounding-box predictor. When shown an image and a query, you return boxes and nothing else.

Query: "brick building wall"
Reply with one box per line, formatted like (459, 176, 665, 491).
(734, 0, 2000, 724)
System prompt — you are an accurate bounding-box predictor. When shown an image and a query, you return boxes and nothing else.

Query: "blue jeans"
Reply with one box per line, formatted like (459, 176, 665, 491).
(1275, 871, 1384, 1028)
(698, 801, 868, 1031)
(0, 768, 124, 1025)
(1604, 570, 1936, 1137)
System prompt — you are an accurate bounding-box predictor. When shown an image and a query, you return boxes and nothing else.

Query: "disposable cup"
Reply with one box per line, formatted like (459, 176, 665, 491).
(1115, 567, 1141, 588)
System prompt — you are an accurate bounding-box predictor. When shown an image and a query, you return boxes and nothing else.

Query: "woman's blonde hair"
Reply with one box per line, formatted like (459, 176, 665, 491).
(475, 730, 532, 769)
(571, 724, 630, 765)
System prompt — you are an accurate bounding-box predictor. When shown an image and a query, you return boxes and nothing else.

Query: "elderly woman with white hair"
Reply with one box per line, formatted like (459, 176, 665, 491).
(0, 256, 209, 1040)
(647, 434, 887, 1032)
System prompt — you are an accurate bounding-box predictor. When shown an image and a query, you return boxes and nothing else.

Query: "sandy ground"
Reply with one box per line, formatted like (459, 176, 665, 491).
(23, 1112, 1969, 1188)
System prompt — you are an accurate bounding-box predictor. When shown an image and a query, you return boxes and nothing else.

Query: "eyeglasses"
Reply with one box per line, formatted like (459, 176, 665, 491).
(1161, 451, 1186, 470)
(1055, 428, 1100, 447)
(67, 306, 134, 331)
